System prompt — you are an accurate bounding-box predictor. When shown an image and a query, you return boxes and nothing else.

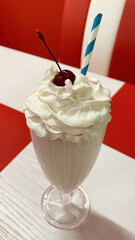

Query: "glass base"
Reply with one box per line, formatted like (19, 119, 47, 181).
(41, 185, 89, 229)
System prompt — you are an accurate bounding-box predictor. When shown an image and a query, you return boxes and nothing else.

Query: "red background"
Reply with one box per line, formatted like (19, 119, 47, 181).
(108, 0, 135, 84)
(0, 0, 65, 60)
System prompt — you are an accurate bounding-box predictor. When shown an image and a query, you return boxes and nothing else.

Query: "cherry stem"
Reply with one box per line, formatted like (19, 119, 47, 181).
(37, 29, 62, 73)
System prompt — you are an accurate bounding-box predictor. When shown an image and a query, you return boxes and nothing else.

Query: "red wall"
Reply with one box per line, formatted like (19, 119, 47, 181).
(108, 0, 135, 84)
(0, 0, 65, 60)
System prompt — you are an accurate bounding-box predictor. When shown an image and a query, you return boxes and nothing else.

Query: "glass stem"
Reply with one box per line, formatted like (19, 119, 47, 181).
(59, 191, 71, 203)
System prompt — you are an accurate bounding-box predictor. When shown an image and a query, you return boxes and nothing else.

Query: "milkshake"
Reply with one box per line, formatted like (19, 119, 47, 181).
(24, 64, 111, 229)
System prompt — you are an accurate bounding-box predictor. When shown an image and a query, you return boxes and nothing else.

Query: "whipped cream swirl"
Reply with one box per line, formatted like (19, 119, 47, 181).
(24, 65, 111, 144)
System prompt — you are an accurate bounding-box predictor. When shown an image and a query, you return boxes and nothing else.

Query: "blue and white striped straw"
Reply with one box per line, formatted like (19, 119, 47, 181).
(81, 13, 102, 76)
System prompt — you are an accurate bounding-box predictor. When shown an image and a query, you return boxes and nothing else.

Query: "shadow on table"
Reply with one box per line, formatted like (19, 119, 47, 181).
(76, 210, 135, 240)
(55, 210, 134, 240)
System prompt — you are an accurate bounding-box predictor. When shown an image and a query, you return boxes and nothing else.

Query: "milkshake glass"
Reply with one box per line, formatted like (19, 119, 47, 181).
(24, 65, 111, 229)
(30, 127, 105, 229)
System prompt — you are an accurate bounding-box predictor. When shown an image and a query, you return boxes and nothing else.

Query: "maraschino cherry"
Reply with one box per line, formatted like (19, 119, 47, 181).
(37, 30, 75, 86)
(53, 70, 75, 86)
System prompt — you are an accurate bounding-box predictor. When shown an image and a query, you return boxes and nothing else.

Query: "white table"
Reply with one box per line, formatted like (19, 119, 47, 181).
(0, 46, 135, 240)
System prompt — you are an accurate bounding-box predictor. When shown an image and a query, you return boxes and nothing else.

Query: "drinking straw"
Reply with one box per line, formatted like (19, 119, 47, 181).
(81, 13, 102, 76)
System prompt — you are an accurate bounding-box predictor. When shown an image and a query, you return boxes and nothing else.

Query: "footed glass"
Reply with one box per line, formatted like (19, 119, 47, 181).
(31, 128, 105, 229)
